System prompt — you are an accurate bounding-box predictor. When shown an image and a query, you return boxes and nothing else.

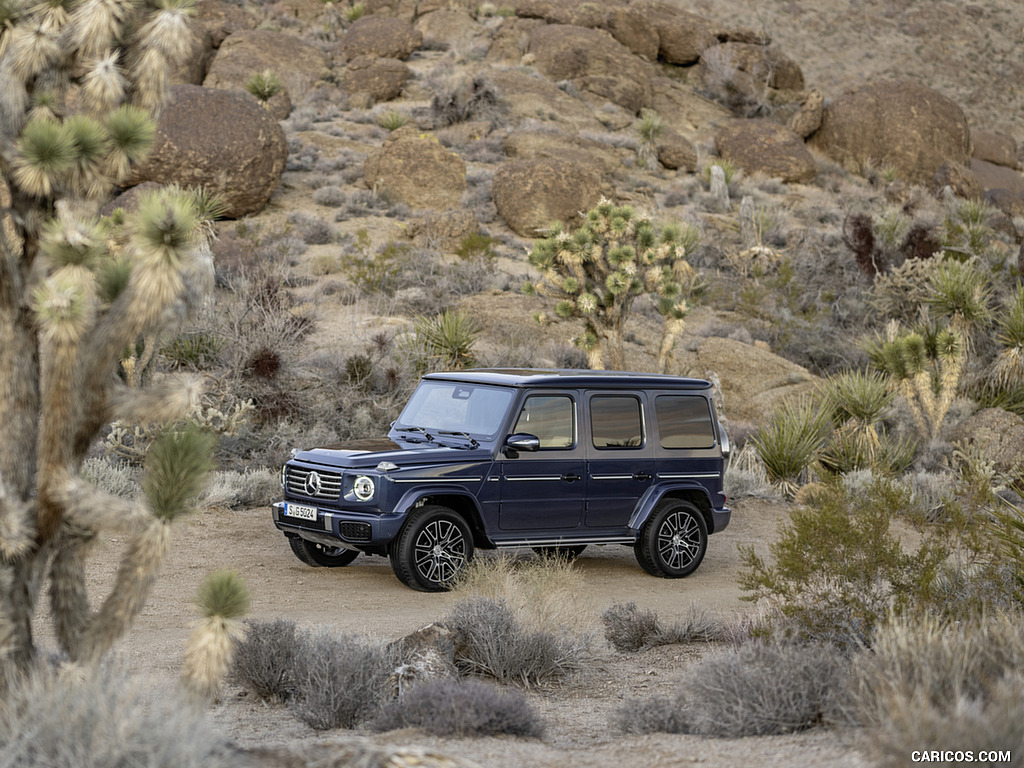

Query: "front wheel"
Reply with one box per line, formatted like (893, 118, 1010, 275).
(634, 500, 707, 578)
(390, 505, 474, 592)
(288, 536, 360, 567)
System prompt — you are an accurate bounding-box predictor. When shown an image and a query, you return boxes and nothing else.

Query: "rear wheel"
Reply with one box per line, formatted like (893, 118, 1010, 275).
(288, 536, 360, 567)
(390, 505, 473, 592)
(634, 499, 707, 578)
(531, 545, 587, 561)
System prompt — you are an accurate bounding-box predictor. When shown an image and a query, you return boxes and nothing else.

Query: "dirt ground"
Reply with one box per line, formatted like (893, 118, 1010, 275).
(33, 496, 869, 768)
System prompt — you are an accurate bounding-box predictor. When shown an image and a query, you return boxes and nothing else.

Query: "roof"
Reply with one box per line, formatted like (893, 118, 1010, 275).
(422, 368, 712, 390)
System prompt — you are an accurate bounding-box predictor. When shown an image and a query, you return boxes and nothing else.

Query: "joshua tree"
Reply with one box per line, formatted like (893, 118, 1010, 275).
(526, 198, 699, 371)
(0, 0, 235, 690)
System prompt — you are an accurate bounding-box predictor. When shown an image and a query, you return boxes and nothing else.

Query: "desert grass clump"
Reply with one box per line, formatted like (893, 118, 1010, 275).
(376, 109, 410, 132)
(601, 601, 720, 653)
(369, 678, 544, 738)
(245, 70, 283, 103)
(229, 618, 299, 703)
(290, 630, 392, 730)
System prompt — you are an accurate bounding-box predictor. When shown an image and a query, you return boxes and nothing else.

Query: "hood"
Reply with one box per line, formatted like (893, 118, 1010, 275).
(292, 437, 491, 469)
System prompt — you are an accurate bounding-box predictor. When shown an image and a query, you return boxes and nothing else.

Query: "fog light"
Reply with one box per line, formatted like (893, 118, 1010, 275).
(353, 475, 375, 501)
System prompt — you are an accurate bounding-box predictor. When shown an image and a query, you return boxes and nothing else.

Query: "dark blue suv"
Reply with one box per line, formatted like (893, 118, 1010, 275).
(272, 369, 730, 591)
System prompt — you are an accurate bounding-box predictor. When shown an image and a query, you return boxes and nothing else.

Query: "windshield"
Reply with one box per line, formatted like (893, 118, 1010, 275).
(394, 381, 515, 440)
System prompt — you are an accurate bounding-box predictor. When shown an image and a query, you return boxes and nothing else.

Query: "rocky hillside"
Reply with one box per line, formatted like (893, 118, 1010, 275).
(130, 0, 1024, 465)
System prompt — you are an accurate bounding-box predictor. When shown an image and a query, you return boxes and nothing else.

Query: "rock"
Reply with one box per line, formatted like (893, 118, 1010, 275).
(716, 120, 817, 183)
(788, 89, 824, 139)
(631, 0, 723, 65)
(340, 55, 410, 103)
(697, 42, 805, 92)
(930, 161, 983, 200)
(655, 129, 698, 172)
(128, 85, 287, 219)
(985, 188, 1024, 219)
(683, 336, 818, 425)
(486, 68, 605, 133)
(503, 130, 622, 176)
(808, 80, 971, 186)
(492, 158, 604, 237)
(340, 15, 423, 61)
(203, 29, 330, 106)
(972, 129, 1018, 168)
(526, 24, 653, 114)
(603, 6, 659, 60)
(649, 74, 732, 134)
(406, 209, 480, 251)
(193, 0, 257, 48)
(363, 128, 466, 210)
(950, 408, 1024, 476)
(513, 0, 608, 28)
(971, 158, 1024, 195)
(169, 17, 213, 86)
(414, 9, 480, 48)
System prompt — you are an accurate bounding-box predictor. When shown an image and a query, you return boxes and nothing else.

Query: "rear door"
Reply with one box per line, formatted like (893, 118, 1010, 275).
(583, 391, 654, 530)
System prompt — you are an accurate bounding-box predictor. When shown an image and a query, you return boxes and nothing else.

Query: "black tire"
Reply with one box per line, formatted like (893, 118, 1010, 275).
(634, 499, 707, 578)
(531, 545, 587, 561)
(288, 536, 360, 567)
(390, 505, 474, 592)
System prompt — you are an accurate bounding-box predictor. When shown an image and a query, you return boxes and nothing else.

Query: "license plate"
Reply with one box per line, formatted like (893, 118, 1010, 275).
(285, 503, 318, 521)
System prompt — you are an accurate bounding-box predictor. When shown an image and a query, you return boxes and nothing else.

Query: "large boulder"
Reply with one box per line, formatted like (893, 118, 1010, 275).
(486, 69, 605, 133)
(972, 129, 1018, 168)
(340, 56, 410, 104)
(683, 336, 818, 426)
(503, 130, 622, 176)
(526, 24, 652, 114)
(716, 120, 817, 183)
(656, 129, 698, 172)
(971, 159, 1024, 196)
(696, 42, 804, 93)
(808, 81, 971, 185)
(363, 128, 466, 210)
(340, 15, 422, 61)
(631, 0, 724, 65)
(414, 9, 480, 48)
(492, 158, 604, 237)
(203, 29, 330, 105)
(950, 408, 1024, 476)
(129, 85, 287, 219)
(649, 74, 732, 134)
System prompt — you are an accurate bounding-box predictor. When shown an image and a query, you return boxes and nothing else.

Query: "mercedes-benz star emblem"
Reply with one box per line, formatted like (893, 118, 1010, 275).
(304, 471, 323, 496)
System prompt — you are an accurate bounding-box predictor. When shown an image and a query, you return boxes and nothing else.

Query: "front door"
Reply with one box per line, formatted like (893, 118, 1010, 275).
(499, 393, 584, 531)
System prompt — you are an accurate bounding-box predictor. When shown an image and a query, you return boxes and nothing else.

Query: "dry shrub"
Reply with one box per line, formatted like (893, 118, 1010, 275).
(369, 678, 544, 738)
(0, 663, 235, 768)
(229, 618, 299, 702)
(601, 601, 720, 653)
(289, 630, 392, 730)
(610, 692, 692, 735)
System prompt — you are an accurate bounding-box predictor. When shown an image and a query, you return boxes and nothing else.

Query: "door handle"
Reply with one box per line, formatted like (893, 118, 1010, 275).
(633, 472, 651, 481)
(561, 473, 581, 482)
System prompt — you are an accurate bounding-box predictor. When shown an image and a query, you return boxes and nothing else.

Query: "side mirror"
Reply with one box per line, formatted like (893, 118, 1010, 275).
(504, 433, 540, 454)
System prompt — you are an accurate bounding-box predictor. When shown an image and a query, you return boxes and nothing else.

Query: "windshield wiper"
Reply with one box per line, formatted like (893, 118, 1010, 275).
(437, 431, 480, 448)
(394, 426, 434, 442)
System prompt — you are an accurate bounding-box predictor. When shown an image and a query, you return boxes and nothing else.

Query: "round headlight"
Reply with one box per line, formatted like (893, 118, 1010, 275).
(353, 475, 375, 501)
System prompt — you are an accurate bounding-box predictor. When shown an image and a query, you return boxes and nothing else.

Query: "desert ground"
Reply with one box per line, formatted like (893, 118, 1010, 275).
(33, 495, 869, 768)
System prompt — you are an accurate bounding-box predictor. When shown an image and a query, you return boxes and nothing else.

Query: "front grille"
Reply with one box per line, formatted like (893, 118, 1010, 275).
(287, 467, 343, 500)
(339, 522, 372, 541)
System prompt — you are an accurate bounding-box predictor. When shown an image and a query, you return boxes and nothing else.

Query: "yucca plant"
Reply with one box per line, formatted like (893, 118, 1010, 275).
(924, 257, 993, 349)
(377, 109, 410, 132)
(635, 109, 664, 169)
(0, 0, 224, 691)
(413, 309, 482, 371)
(525, 198, 698, 371)
(990, 287, 1024, 390)
(342, 1, 365, 21)
(749, 398, 832, 498)
(245, 69, 283, 103)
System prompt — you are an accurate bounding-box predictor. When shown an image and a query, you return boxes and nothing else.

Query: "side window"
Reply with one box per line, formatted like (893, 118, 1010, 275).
(512, 395, 574, 449)
(655, 395, 715, 449)
(590, 396, 643, 449)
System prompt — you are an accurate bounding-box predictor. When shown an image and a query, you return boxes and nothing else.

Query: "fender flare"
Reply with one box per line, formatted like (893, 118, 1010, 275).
(392, 485, 488, 538)
(628, 482, 714, 533)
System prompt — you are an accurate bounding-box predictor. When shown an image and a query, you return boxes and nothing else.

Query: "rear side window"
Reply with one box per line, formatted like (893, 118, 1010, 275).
(655, 395, 715, 449)
(590, 396, 643, 449)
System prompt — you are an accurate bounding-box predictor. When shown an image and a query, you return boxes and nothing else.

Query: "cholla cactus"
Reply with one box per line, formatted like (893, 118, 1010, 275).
(182, 569, 250, 704)
(526, 198, 698, 371)
(0, 0, 215, 688)
(867, 321, 964, 442)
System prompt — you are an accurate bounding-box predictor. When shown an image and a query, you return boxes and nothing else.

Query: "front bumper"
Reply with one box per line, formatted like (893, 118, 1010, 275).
(272, 501, 405, 547)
